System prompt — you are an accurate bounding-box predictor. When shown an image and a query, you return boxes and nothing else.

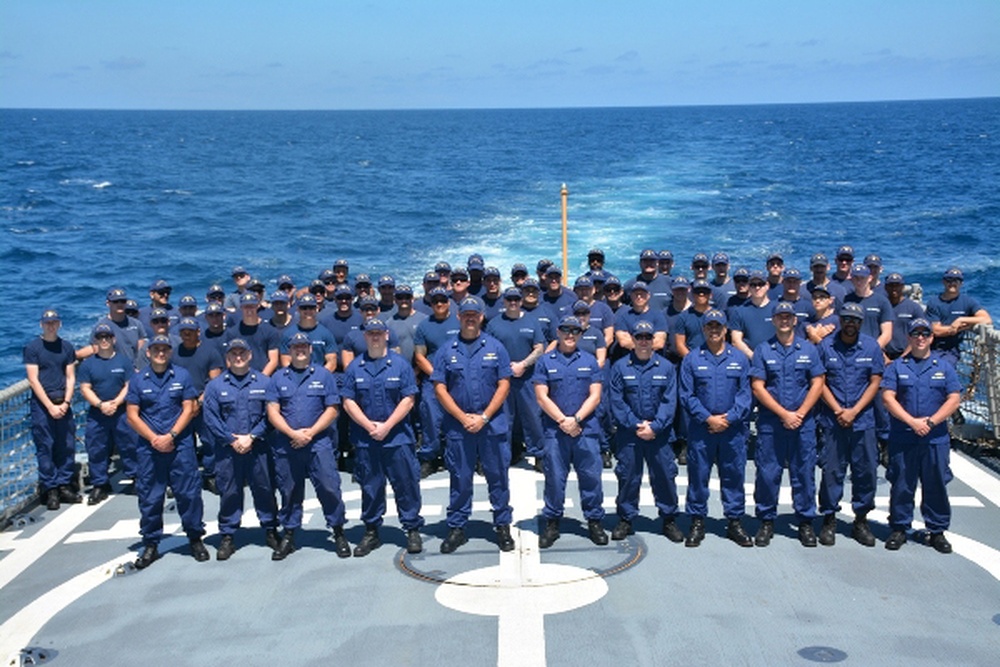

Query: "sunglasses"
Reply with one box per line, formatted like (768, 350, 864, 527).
(95, 334, 114, 340)
(558, 327, 583, 335)
(634, 333, 654, 341)
(910, 330, 932, 338)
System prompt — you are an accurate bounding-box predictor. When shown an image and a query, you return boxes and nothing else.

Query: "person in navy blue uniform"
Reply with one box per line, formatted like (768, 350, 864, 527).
(709, 252, 735, 307)
(340, 319, 425, 557)
(926, 267, 992, 369)
(432, 296, 514, 554)
(806, 253, 848, 307)
(881, 318, 963, 553)
(750, 301, 826, 547)
(844, 264, 894, 350)
(266, 291, 295, 332)
(805, 284, 839, 346)
(172, 317, 224, 494)
(831, 246, 854, 288)
(414, 287, 460, 476)
(614, 281, 668, 355)
(485, 287, 546, 468)
(266, 332, 351, 560)
(764, 253, 785, 299)
(126, 335, 207, 568)
(481, 267, 504, 320)
(279, 294, 339, 372)
(533, 315, 607, 547)
(225, 292, 280, 375)
(201, 337, 279, 561)
(223, 266, 252, 312)
(730, 270, 776, 360)
(883, 272, 925, 361)
(671, 279, 714, 358)
(77, 323, 132, 505)
(24, 309, 80, 510)
(77, 287, 147, 368)
(540, 265, 576, 326)
(609, 320, 682, 542)
(626, 249, 672, 311)
(138, 279, 177, 335)
(679, 310, 754, 547)
(816, 303, 885, 547)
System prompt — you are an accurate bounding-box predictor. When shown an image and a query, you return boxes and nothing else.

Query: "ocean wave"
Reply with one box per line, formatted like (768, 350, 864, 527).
(15, 160, 36, 166)
(93, 181, 112, 189)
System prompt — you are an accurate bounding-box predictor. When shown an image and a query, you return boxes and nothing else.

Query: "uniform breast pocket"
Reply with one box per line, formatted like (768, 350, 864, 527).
(218, 397, 237, 419)
(248, 398, 266, 416)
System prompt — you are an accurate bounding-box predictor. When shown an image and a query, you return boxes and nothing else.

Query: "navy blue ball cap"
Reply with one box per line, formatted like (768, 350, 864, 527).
(450, 267, 470, 280)
(536, 258, 553, 272)
(587, 247, 605, 258)
(287, 332, 312, 346)
(206, 283, 226, 297)
(558, 315, 582, 329)
(225, 337, 250, 352)
(459, 296, 485, 313)
(766, 252, 784, 263)
(885, 272, 905, 285)
(395, 284, 414, 296)
(671, 275, 690, 290)
(248, 278, 265, 291)
(434, 261, 452, 274)
(782, 267, 802, 280)
(333, 284, 354, 298)
(150, 307, 169, 319)
(544, 265, 562, 276)
(839, 303, 865, 320)
(106, 287, 128, 301)
(297, 294, 317, 307)
(318, 268, 336, 281)
(711, 252, 729, 265)
(150, 279, 171, 291)
(239, 292, 259, 305)
(692, 252, 710, 266)
(574, 275, 593, 288)
(148, 335, 172, 348)
(93, 323, 114, 336)
(836, 245, 854, 259)
(630, 280, 649, 293)
(603, 275, 622, 288)
(640, 248, 658, 260)
(511, 263, 529, 277)
(908, 318, 932, 335)
(179, 294, 198, 307)
(572, 299, 591, 314)
(748, 269, 767, 282)
(484, 266, 501, 278)
(423, 270, 439, 283)
(354, 273, 372, 286)
(177, 317, 200, 331)
(502, 287, 523, 300)
(733, 267, 751, 279)
(467, 254, 485, 270)
(521, 278, 540, 290)
(270, 291, 289, 303)
(809, 283, 831, 296)
(691, 279, 712, 292)
(358, 296, 379, 309)
(810, 253, 829, 267)
(943, 267, 964, 281)
(277, 274, 294, 288)
(231, 266, 247, 276)
(363, 318, 389, 332)
(378, 274, 395, 288)
(333, 258, 349, 269)
(589, 269, 608, 282)
(851, 263, 871, 278)
(773, 301, 797, 316)
(428, 286, 449, 299)
(632, 320, 655, 335)
(309, 279, 326, 293)
(864, 254, 882, 267)
(205, 302, 224, 314)
(125, 299, 139, 310)
(704, 309, 727, 326)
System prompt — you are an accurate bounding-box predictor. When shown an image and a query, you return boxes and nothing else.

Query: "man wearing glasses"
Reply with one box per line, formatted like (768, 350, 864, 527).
(414, 287, 460, 477)
(533, 315, 607, 548)
(224, 266, 252, 312)
(224, 293, 280, 376)
(925, 267, 992, 369)
(729, 270, 777, 360)
(78, 287, 147, 367)
(609, 320, 681, 543)
(139, 279, 177, 335)
(881, 318, 962, 553)
(386, 284, 427, 365)
(280, 294, 339, 373)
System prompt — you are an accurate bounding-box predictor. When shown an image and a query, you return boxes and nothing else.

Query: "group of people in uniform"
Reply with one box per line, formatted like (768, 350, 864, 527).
(23, 245, 992, 567)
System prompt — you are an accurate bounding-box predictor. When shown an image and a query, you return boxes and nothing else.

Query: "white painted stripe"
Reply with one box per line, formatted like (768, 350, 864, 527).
(0, 535, 186, 663)
(0, 503, 100, 590)
(951, 452, 1000, 507)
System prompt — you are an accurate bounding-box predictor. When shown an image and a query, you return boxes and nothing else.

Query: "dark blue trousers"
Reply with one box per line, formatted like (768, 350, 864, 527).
(887, 439, 952, 532)
(615, 433, 678, 520)
(818, 424, 877, 515)
(443, 430, 512, 528)
(543, 431, 605, 521)
(136, 438, 205, 545)
(754, 421, 817, 522)
(685, 425, 748, 519)
(215, 440, 278, 535)
(354, 442, 424, 530)
(31, 397, 76, 491)
(272, 438, 345, 530)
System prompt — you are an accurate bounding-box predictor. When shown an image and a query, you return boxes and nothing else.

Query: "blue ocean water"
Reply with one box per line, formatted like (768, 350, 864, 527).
(2, 99, 998, 387)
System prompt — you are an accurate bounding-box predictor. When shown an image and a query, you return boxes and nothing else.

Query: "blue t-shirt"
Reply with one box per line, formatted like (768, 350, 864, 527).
(78, 352, 133, 402)
(23, 336, 76, 398)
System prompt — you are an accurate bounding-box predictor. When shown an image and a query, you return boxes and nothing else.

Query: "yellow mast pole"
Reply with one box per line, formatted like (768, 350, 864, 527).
(561, 183, 569, 286)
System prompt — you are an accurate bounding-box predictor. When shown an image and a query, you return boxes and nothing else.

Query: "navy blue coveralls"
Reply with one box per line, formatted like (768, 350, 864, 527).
(817, 333, 885, 516)
(533, 349, 605, 521)
(415, 315, 460, 463)
(266, 364, 346, 531)
(77, 352, 133, 487)
(485, 311, 546, 458)
(23, 336, 77, 493)
(881, 353, 961, 532)
(431, 334, 513, 528)
(609, 352, 678, 522)
(202, 369, 278, 536)
(751, 337, 825, 523)
(340, 350, 424, 530)
(126, 364, 205, 546)
(679, 344, 752, 519)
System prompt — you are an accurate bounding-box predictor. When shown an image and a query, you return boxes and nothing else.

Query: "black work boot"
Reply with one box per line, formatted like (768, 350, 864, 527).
(332, 526, 352, 558)
(272, 529, 296, 561)
(726, 518, 753, 547)
(755, 520, 774, 547)
(353, 526, 381, 557)
(685, 516, 705, 547)
(538, 519, 560, 548)
(819, 513, 837, 546)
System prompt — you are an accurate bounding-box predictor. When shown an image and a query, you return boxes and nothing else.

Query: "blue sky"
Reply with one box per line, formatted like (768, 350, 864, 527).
(1, 1, 997, 110)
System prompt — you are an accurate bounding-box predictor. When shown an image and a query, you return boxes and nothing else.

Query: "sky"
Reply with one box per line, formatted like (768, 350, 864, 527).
(1, 1, 998, 110)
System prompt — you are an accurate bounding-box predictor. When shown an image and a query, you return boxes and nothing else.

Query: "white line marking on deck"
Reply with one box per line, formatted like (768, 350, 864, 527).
(951, 452, 1000, 508)
(0, 503, 100, 590)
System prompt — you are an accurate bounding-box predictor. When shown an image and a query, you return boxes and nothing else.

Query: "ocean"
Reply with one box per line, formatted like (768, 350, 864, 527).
(2, 98, 998, 387)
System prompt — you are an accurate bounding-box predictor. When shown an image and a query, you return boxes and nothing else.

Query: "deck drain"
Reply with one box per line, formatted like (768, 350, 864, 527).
(797, 646, 847, 662)
(14, 647, 58, 665)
